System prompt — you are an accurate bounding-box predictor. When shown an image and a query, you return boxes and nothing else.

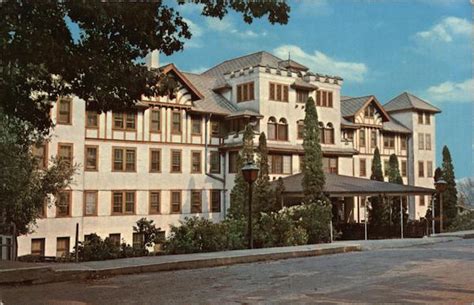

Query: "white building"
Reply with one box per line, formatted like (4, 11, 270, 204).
(19, 51, 440, 257)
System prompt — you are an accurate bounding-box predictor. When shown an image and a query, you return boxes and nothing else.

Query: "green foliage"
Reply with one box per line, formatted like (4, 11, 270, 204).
(441, 146, 458, 227)
(291, 202, 332, 244)
(255, 209, 308, 247)
(369, 147, 388, 226)
(253, 132, 276, 214)
(447, 211, 474, 232)
(1, 2, 289, 134)
(76, 234, 121, 261)
(370, 147, 384, 182)
(274, 177, 286, 211)
(133, 218, 163, 249)
(302, 97, 326, 204)
(386, 154, 407, 227)
(163, 217, 228, 254)
(0, 112, 76, 235)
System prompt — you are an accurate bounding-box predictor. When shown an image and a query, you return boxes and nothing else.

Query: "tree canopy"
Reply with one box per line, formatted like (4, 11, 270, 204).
(1, 1, 290, 134)
(441, 145, 458, 227)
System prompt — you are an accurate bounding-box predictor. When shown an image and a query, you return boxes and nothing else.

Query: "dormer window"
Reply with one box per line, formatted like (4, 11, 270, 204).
(364, 105, 375, 118)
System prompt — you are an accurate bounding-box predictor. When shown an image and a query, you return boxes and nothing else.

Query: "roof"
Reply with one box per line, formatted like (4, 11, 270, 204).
(272, 173, 435, 197)
(341, 118, 359, 129)
(219, 142, 358, 156)
(291, 78, 317, 91)
(225, 109, 263, 119)
(384, 92, 441, 113)
(383, 115, 412, 133)
(182, 72, 238, 115)
(278, 59, 309, 72)
(340, 95, 390, 121)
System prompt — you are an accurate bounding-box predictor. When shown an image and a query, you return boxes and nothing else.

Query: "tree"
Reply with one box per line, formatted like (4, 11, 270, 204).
(458, 177, 474, 207)
(274, 177, 286, 210)
(441, 146, 458, 227)
(387, 154, 407, 228)
(301, 97, 326, 204)
(1, 2, 290, 135)
(369, 147, 389, 227)
(0, 112, 75, 252)
(133, 218, 163, 251)
(228, 124, 255, 219)
(253, 132, 275, 214)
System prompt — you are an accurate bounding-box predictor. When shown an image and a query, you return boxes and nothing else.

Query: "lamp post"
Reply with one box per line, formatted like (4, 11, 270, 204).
(434, 179, 447, 233)
(241, 160, 259, 249)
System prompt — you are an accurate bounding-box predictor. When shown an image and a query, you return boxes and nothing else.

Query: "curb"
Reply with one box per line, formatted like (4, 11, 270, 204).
(0, 245, 360, 286)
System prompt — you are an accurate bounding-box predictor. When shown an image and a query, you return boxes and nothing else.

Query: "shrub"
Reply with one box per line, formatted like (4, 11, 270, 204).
(447, 211, 474, 232)
(75, 233, 121, 261)
(287, 202, 332, 244)
(133, 218, 163, 254)
(221, 217, 247, 250)
(255, 209, 308, 247)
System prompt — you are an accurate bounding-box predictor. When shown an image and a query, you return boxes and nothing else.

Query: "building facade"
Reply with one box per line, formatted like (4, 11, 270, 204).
(19, 51, 441, 257)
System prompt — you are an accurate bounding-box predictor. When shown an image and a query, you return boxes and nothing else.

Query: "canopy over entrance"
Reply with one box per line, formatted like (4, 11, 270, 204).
(273, 173, 435, 197)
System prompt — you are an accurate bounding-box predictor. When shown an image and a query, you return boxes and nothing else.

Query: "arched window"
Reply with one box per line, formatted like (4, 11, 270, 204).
(297, 120, 305, 139)
(277, 118, 288, 141)
(267, 117, 277, 140)
(324, 123, 334, 144)
(318, 122, 325, 144)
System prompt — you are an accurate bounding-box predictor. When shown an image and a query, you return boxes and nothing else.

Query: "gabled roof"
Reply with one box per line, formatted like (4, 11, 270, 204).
(340, 95, 391, 122)
(384, 92, 441, 113)
(271, 173, 435, 197)
(161, 64, 204, 100)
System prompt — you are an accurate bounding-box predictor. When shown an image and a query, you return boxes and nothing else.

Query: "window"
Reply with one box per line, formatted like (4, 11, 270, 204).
(296, 90, 309, 103)
(229, 151, 238, 173)
(360, 159, 367, 177)
(418, 133, 424, 150)
(150, 149, 161, 172)
(383, 134, 395, 149)
(211, 190, 221, 213)
(191, 116, 202, 135)
(210, 151, 220, 173)
(418, 112, 424, 124)
(401, 136, 407, 150)
(323, 123, 335, 144)
(316, 90, 333, 107)
(133, 233, 144, 249)
(150, 109, 161, 132)
(267, 117, 277, 140)
(57, 98, 72, 124)
(112, 191, 135, 215)
(364, 105, 375, 118)
(211, 120, 220, 137)
(191, 151, 202, 173)
(171, 111, 182, 134)
(56, 190, 71, 217)
(56, 237, 70, 257)
(170, 191, 182, 214)
(277, 118, 288, 141)
(425, 113, 431, 125)
(31, 238, 45, 256)
(85, 146, 98, 171)
(237, 82, 255, 102)
(401, 160, 407, 177)
(113, 147, 136, 172)
(269, 82, 289, 102)
(359, 130, 366, 147)
(113, 113, 136, 130)
(418, 161, 424, 177)
(149, 191, 161, 214)
(297, 120, 305, 139)
(323, 157, 338, 174)
(191, 190, 202, 213)
(84, 191, 98, 216)
(268, 117, 288, 141)
(32, 142, 48, 169)
(58, 143, 73, 167)
(419, 196, 425, 206)
(108, 234, 121, 247)
(425, 134, 431, 151)
(371, 130, 377, 148)
(171, 150, 182, 173)
(269, 155, 292, 174)
(427, 161, 433, 178)
(86, 111, 98, 128)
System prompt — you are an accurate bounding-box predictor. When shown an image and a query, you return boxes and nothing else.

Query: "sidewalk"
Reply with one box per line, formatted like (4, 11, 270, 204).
(0, 233, 468, 286)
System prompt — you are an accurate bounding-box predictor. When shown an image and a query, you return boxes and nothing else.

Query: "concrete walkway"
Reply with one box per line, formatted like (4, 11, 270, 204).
(1, 232, 470, 286)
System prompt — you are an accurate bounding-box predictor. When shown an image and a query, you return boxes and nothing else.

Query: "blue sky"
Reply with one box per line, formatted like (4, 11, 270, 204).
(163, 0, 473, 179)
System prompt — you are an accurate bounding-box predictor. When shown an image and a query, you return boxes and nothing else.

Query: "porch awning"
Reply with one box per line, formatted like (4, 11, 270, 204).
(272, 173, 435, 197)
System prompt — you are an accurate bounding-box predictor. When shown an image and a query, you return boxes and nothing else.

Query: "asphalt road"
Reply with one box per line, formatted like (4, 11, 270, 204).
(1, 239, 473, 305)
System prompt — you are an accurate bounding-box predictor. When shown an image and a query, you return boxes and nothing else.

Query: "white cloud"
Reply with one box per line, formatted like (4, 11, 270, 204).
(415, 17, 471, 43)
(189, 66, 208, 74)
(424, 78, 474, 103)
(183, 18, 203, 38)
(205, 17, 266, 39)
(273, 45, 368, 83)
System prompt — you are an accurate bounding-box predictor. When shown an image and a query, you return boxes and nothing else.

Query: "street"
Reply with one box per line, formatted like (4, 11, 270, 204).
(1, 239, 473, 304)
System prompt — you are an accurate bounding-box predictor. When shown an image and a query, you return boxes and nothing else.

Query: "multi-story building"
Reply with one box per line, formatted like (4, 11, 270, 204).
(19, 51, 440, 257)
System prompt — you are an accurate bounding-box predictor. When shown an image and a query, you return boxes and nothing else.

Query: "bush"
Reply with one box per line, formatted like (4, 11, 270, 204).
(288, 202, 332, 244)
(133, 218, 163, 254)
(255, 209, 308, 248)
(221, 217, 247, 250)
(75, 233, 121, 261)
(447, 211, 474, 232)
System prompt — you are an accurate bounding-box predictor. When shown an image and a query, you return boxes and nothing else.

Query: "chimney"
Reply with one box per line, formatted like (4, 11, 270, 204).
(145, 50, 160, 70)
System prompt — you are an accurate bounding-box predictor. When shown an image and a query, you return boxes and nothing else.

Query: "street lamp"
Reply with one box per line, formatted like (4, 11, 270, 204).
(241, 160, 259, 249)
(434, 179, 447, 233)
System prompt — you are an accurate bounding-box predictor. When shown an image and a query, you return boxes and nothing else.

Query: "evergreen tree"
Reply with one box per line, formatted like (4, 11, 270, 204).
(228, 125, 255, 219)
(253, 132, 275, 214)
(441, 146, 458, 227)
(387, 154, 407, 228)
(274, 177, 286, 210)
(369, 147, 389, 226)
(302, 97, 326, 204)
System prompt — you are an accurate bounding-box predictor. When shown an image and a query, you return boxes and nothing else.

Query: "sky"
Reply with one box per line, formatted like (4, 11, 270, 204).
(162, 0, 473, 180)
